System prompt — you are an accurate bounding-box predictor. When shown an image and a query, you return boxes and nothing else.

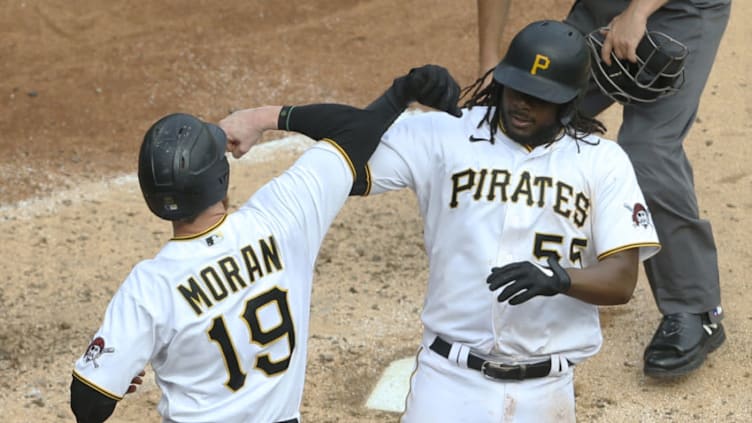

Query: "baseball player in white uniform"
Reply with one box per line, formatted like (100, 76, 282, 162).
(69, 65, 461, 423)
(366, 21, 661, 422)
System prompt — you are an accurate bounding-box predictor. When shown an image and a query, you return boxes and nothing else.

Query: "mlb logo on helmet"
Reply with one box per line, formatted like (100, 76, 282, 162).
(163, 196, 179, 212)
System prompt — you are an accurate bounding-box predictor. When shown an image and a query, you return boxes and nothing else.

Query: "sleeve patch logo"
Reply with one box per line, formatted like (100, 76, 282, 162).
(624, 202, 652, 229)
(83, 337, 115, 368)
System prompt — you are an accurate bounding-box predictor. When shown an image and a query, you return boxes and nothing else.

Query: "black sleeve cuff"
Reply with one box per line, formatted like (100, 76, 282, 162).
(277, 105, 295, 131)
(70, 376, 118, 423)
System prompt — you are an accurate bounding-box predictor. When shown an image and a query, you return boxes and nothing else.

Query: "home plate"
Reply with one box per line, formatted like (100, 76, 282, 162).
(365, 357, 414, 412)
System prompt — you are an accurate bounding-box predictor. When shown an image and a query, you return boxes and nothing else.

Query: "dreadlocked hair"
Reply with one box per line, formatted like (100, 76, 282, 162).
(460, 68, 609, 145)
(460, 68, 504, 142)
(562, 111, 607, 151)
(566, 111, 607, 138)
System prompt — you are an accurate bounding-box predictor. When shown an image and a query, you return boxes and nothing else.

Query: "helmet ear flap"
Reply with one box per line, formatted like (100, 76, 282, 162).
(558, 99, 577, 126)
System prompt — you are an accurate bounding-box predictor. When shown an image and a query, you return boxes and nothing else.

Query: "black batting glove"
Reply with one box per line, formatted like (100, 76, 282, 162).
(376, 64, 462, 117)
(486, 256, 571, 305)
(404, 65, 462, 117)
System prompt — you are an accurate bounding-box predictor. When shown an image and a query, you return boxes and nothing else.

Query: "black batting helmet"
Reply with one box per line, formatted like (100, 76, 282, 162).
(138, 113, 229, 221)
(493, 20, 591, 106)
(586, 29, 687, 104)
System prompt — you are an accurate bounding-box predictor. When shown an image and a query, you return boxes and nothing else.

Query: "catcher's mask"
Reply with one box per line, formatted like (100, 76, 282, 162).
(138, 113, 230, 221)
(586, 29, 688, 104)
(493, 20, 591, 125)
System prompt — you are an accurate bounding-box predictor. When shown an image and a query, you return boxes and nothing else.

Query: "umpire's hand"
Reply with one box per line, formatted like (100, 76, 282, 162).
(487, 257, 571, 305)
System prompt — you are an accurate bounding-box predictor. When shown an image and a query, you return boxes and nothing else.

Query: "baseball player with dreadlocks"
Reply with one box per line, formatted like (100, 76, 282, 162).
(69, 64, 461, 423)
(365, 20, 660, 422)
(477, 0, 730, 380)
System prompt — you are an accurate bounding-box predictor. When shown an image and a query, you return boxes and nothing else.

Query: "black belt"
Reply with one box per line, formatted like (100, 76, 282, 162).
(429, 336, 568, 381)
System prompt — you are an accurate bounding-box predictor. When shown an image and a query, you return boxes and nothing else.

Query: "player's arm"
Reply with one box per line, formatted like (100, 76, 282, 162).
(220, 103, 388, 195)
(220, 65, 460, 194)
(222, 102, 390, 195)
(221, 64, 461, 159)
(562, 249, 639, 305)
(487, 249, 639, 306)
(277, 102, 397, 184)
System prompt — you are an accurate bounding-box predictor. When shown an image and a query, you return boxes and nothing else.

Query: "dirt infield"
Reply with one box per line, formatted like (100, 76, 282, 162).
(1, 1, 750, 421)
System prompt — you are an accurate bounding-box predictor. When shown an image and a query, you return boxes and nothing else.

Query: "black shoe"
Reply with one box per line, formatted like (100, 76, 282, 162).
(643, 312, 726, 378)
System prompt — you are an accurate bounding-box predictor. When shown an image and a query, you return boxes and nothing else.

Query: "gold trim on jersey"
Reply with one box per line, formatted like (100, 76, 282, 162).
(72, 370, 124, 401)
(362, 163, 372, 196)
(498, 120, 536, 152)
(597, 242, 661, 260)
(321, 138, 356, 179)
(497, 118, 565, 152)
(172, 214, 228, 241)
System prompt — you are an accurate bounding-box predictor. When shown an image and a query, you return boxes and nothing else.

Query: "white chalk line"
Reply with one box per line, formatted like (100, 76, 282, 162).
(0, 110, 422, 221)
(0, 134, 314, 221)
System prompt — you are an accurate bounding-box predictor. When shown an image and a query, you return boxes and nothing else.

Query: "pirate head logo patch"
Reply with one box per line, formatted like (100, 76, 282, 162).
(83, 337, 114, 368)
(624, 202, 652, 228)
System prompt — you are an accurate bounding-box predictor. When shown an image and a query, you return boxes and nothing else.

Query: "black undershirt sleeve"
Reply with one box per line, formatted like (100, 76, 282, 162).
(70, 376, 118, 423)
(277, 90, 407, 195)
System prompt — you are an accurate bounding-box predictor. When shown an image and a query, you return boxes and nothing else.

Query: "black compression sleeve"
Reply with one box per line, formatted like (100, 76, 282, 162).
(276, 101, 406, 195)
(70, 376, 118, 423)
(278, 104, 367, 142)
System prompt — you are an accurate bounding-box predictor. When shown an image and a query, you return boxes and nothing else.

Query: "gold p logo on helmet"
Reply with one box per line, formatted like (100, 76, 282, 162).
(530, 54, 550, 75)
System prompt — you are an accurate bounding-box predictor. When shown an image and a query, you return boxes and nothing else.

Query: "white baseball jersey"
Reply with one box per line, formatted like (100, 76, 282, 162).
(73, 142, 352, 423)
(368, 107, 660, 363)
